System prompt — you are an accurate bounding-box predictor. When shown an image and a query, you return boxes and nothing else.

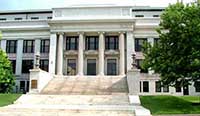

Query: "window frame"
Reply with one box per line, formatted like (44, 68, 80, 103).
(22, 60, 34, 73)
(135, 38, 147, 52)
(40, 39, 50, 53)
(6, 40, 17, 53)
(85, 36, 98, 50)
(23, 40, 35, 53)
(66, 36, 78, 50)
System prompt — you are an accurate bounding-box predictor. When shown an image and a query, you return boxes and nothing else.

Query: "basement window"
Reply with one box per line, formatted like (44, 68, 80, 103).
(135, 15, 144, 17)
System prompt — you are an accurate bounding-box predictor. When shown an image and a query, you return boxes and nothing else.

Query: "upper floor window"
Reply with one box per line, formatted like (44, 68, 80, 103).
(135, 15, 144, 17)
(23, 40, 35, 53)
(0, 18, 6, 21)
(22, 60, 33, 73)
(15, 18, 22, 20)
(6, 40, 17, 53)
(47, 17, 52, 19)
(153, 15, 160, 17)
(40, 60, 49, 72)
(31, 17, 39, 20)
(85, 36, 98, 50)
(40, 39, 50, 53)
(135, 38, 147, 52)
(105, 36, 118, 50)
(66, 36, 78, 50)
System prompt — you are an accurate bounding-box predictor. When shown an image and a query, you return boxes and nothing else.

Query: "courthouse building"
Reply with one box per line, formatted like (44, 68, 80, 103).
(0, 4, 199, 95)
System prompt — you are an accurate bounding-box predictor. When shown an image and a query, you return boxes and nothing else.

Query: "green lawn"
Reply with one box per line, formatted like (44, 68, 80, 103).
(140, 95, 200, 115)
(0, 94, 21, 107)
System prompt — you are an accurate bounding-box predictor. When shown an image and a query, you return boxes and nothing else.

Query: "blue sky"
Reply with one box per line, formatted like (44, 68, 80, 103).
(0, 0, 195, 10)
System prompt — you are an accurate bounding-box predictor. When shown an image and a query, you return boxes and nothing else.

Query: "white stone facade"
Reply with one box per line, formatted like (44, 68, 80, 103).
(0, 5, 199, 95)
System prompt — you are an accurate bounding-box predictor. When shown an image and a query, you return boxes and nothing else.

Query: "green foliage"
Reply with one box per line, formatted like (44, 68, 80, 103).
(142, 3, 200, 87)
(0, 49, 15, 93)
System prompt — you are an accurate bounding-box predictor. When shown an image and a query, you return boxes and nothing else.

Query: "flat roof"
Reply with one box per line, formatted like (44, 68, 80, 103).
(0, 9, 52, 15)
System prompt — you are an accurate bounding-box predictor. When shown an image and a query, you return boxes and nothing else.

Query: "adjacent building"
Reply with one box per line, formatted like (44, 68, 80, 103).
(0, 4, 199, 95)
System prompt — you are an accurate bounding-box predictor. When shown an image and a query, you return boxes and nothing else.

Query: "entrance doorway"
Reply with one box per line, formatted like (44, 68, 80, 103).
(87, 59, 96, 75)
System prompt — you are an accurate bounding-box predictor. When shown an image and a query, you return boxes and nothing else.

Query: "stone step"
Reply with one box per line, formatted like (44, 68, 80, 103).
(0, 108, 135, 116)
(15, 95, 130, 105)
(41, 77, 128, 95)
(6, 104, 135, 111)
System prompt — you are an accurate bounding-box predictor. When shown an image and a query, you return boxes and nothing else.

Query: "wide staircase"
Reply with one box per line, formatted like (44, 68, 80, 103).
(0, 76, 151, 116)
(41, 77, 128, 95)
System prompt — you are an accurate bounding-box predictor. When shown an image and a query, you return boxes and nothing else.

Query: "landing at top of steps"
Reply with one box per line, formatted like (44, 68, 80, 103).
(41, 77, 128, 95)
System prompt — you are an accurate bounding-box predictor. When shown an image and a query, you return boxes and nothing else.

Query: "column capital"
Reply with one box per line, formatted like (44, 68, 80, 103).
(98, 32, 105, 35)
(78, 32, 84, 35)
(118, 32, 126, 34)
(57, 32, 64, 35)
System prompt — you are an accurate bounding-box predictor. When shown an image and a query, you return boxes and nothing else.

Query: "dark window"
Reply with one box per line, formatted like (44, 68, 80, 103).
(10, 60, 16, 74)
(135, 38, 147, 52)
(23, 40, 35, 53)
(0, 18, 6, 21)
(194, 81, 200, 92)
(85, 36, 98, 50)
(67, 59, 77, 75)
(140, 81, 142, 92)
(136, 59, 148, 73)
(155, 81, 161, 92)
(6, 40, 17, 53)
(31, 17, 39, 20)
(40, 39, 50, 53)
(153, 15, 159, 17)
(20, 81, 25, 93)
(26, 81, 29, 92)
(135, 15, 144, 17)
(107, 59, 117, 75)
(40, 60, 49, 72)
(163, 85, 169, 92)
(22, 60, 33, 73)
(87, 59, 96, 75)
(176, 86, 182, 92)
(143, 81, 149, 92)
(66, 36, 78, 50)
(15, 18, 22, 20)
(105, 36, 118, 50)
(47, 17, 52, 19)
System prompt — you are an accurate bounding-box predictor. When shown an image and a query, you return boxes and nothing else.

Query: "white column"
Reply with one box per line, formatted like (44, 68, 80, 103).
(16, 39, 23, 76)
(49, 33, 57, 74)
(98, 32, 104, 76)
(0, 39, 6, 51)
(126, 31, 134, 71)
(78, 32, 84, 76)
(34, 39, 41, 69)
(119, 32, 125, 76)
(57, 33, 64, 75)
(148, 38, 154, 46)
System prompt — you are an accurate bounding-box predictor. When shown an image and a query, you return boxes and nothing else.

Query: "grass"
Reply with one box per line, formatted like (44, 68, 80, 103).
(0, 94, 22, 107)
(140, 95, 200, 115)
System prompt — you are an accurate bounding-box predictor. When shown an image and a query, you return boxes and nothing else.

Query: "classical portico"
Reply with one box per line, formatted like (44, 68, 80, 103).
(48, 5, 134, 77)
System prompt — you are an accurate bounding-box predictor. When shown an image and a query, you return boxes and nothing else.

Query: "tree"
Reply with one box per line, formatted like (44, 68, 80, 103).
(142, 3, 200, 87)
(0, 38, 15, 93)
